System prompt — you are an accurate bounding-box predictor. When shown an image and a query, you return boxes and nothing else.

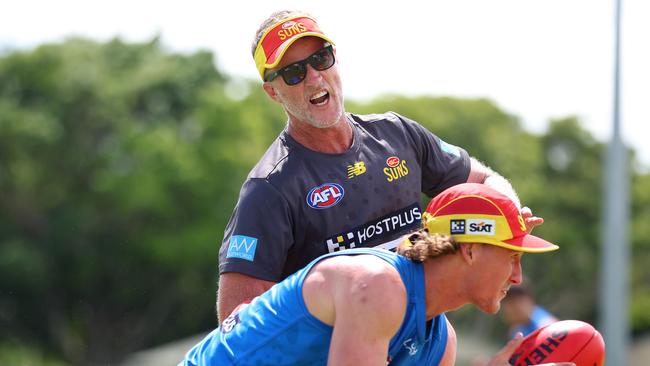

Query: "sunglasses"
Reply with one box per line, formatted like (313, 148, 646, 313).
(264, 45, 335, 86)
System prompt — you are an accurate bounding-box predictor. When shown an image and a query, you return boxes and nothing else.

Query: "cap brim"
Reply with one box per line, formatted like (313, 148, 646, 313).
(264, 33, 334, 69)
(503, 234, 559, 253)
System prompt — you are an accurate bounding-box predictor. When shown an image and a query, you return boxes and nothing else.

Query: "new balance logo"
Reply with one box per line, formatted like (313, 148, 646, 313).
(347, 161, 367, 179)
(226, 235, 258, 261)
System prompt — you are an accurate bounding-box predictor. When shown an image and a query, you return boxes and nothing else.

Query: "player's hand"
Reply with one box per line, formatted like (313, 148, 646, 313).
(485, 332, 525, 366)
(521, 206, 544, 233)
(485, 332, 575, 366)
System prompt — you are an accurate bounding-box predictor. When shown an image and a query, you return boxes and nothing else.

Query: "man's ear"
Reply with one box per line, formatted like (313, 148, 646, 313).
(262, 82, 282, 103)
(459, 243, 475, 264)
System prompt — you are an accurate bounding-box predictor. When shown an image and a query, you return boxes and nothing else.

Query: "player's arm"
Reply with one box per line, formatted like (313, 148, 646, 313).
(466, 157, 521, 207)
(323, 257, 407, 366)
(466, 157, 543, 232)
(217, 273, 275, 321)
(438, 317, 457, 366)
(217, 179, 292, 321)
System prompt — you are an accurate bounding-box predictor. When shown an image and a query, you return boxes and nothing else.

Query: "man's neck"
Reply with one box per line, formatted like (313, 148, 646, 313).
(287, 116, 353, 154)
(422, 257, 468, 320)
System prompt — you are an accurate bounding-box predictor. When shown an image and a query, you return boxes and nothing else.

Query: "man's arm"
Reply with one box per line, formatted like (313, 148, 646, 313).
(466, 157, 521, 208)
(439, 317, 457, 366)
(302, 255, 406, 366)
(326, 260, 406, 366)
(217, 272, 275, 322)
(466, 157, 544, 232)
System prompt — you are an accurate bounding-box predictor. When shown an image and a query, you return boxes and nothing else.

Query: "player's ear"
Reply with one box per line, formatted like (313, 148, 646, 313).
(262, 82, 282, 103)
(460, 243, 475, 264)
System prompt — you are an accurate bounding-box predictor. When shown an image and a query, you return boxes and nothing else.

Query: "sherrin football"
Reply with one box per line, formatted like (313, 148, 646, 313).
(509, 320, 605, 366)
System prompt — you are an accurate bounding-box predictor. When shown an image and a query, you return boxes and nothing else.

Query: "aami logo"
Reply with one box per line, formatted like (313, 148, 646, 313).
(306, 183, 345, 209)
(384, 156, 409, 182)
(226, 235, 258, 261)
(467, 219, 496, 236)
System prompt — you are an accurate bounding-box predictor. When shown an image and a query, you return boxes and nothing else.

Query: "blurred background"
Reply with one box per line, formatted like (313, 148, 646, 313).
(1, 1, 649, 365)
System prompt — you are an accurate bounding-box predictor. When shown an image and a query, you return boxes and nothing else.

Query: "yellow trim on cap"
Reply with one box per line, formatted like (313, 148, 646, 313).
(425, 213, 513, 240)
(423, 212, 557, 253)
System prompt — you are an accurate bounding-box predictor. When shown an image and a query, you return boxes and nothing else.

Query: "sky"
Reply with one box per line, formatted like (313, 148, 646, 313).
(2, 0, 649, 167)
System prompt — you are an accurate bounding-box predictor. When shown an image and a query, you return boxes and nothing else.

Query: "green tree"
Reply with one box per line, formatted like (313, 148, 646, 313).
(0, 37, 283, 364)
(2, 37, 649, 364)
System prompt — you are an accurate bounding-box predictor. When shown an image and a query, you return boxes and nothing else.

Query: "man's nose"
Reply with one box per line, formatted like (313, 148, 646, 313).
(304, 64, 324, 83)
(510, 257, 523, 285)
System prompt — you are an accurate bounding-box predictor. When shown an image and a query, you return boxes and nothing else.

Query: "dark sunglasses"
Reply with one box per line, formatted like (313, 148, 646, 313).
(264, 45, 335, 86)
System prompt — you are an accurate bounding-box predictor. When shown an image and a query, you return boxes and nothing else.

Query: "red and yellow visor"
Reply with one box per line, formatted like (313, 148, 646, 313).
(423, 183, 559, 253)
(253, 15, 335, 80)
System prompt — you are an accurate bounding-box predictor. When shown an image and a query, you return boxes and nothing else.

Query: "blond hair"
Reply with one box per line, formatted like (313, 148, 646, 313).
(397, 228, 459, 262)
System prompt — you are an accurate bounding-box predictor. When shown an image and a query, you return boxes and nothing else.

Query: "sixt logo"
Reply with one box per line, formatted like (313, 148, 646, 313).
(306, 183, 345, 209)
(467, 219, 496, 235)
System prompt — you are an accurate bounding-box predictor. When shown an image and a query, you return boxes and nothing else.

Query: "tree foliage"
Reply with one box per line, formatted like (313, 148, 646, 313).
(0, 38, 648, 363)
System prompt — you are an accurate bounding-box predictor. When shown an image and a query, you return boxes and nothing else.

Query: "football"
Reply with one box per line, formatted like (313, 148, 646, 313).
(509, 320, 605, 366)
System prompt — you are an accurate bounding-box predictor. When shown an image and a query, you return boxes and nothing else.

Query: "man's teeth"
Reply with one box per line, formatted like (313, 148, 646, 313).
(311, 91, 327, 100)
(310, 90, 329, 105)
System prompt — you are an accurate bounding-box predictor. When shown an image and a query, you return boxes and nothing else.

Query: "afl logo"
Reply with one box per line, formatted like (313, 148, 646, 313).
(306, 183, 345, 209)
(386, 156, 400, 168)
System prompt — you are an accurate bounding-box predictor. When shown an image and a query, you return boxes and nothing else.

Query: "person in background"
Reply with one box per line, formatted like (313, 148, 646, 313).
(216, 9, 544, 321)
(501, 283, 558, 337)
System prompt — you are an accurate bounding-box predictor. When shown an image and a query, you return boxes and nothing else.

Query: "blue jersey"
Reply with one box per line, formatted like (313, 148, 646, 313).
(180, 249, 448, 366)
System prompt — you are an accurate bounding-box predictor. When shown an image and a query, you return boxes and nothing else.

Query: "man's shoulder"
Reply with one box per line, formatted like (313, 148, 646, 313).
(349, 111, 427, 139)
(247, 134, 293, 180)
(349, 111, 405, 125)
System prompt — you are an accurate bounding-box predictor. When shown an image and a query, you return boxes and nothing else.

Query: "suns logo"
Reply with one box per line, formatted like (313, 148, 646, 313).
(384, 156, 409, 182)
(306, 183, 345, 209)
(278, 21, 307, 40)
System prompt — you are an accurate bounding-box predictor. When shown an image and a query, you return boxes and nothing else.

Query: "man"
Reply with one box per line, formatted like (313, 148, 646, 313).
(185, 184, 566, 366)
(217, 10, 543, 320)
(502, 284, 558, 337)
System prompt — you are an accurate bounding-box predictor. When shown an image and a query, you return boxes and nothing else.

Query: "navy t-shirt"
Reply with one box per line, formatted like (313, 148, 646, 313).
(219, 111, 470, 281)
